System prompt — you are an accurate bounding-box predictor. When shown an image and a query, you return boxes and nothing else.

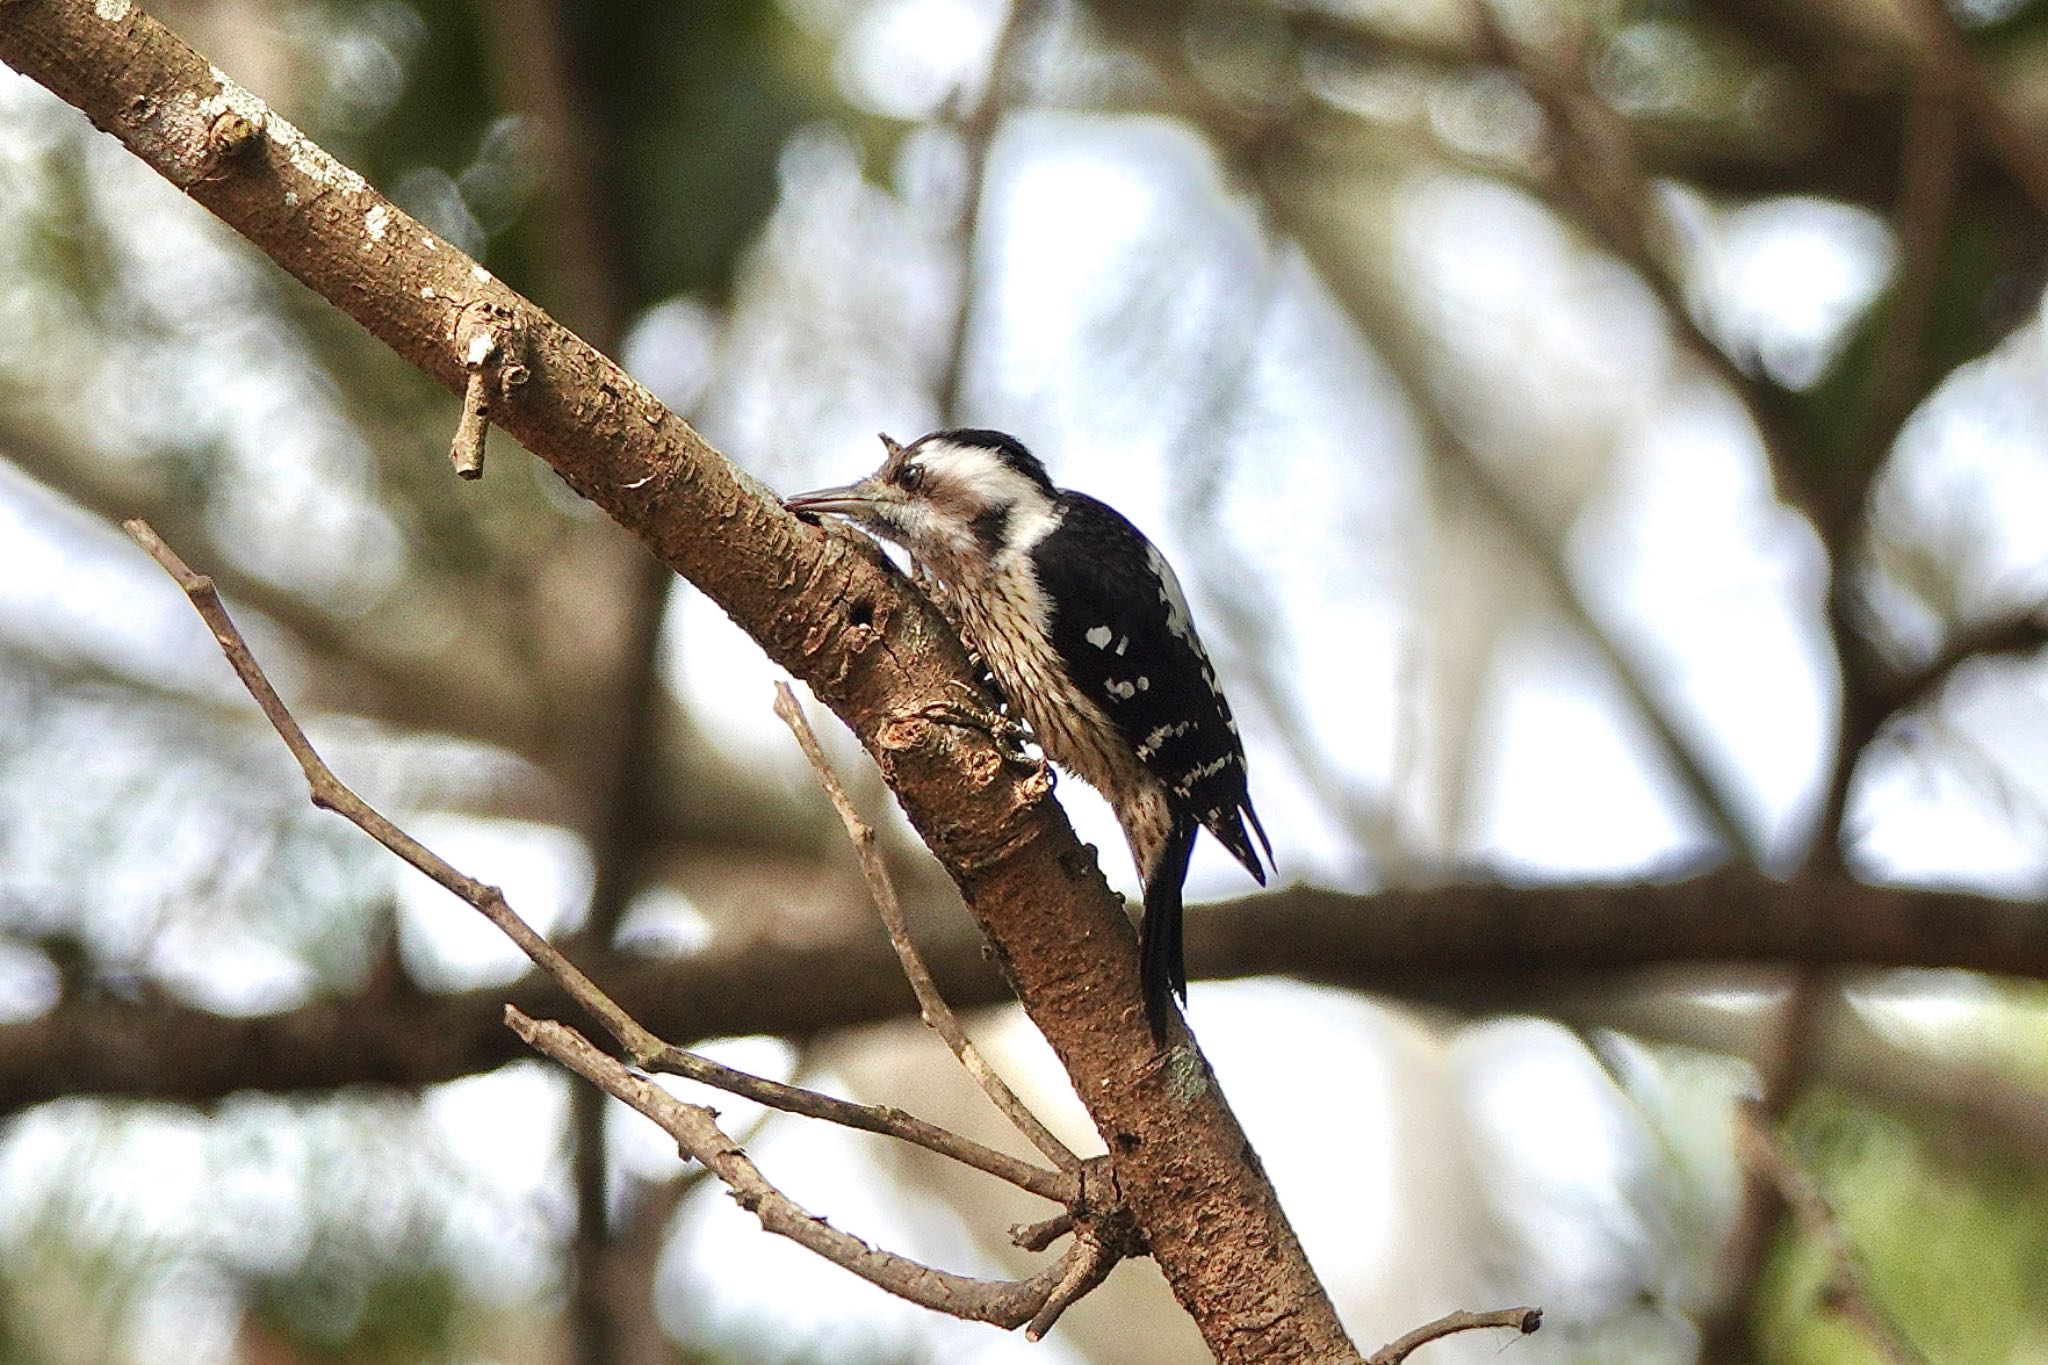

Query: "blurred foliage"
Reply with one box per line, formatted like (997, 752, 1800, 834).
(1758, 1088, 2048, 1364)
(246, 1252, 462, 1364)
(549, 2, 852, 302)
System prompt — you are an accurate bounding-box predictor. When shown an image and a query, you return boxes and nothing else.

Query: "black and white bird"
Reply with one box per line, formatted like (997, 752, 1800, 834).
(785, 429, 1270, 1038)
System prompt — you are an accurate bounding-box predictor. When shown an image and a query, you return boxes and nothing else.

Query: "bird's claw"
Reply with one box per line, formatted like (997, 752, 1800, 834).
(919, 684, 1042, 771)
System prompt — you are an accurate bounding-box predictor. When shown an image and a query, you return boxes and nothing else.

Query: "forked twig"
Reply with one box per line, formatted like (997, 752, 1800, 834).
(636, 1039, 1069, 1202)
(512, 1009, 1086, 1327)
(772, 682, 1081, 1173)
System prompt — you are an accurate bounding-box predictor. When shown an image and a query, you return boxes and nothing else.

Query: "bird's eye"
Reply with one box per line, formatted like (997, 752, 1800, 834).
(898, 464, 925, 492)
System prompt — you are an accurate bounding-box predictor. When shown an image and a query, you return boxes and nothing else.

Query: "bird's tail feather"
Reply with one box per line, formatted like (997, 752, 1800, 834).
(1141, 821, 1199, 1040)
(1203, 798, 1272, 886)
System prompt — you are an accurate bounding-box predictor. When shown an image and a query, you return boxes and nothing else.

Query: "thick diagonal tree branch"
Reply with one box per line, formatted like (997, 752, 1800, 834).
(0, 4, 1353, 1357)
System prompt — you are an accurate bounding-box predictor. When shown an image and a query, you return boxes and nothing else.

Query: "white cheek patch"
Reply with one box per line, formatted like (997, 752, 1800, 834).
(917, 442, 1060, 553)
(919, 443, 1035, 506)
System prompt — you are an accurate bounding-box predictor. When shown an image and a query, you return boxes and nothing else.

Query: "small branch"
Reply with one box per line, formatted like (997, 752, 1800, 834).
(1886, 611, 2048, 722)
(1010, 1211, 1074, 1253)
(772, 681, 1082, 1175)
(1025, 1227, 1121, 1341)
(1698, 970, 1829, 1358)
(449, 305, 526, 480)
(510, 1008, 1082, 1329)
(1810, 71, 1964, 869)
(129, 518, 1103, 1328)
(636, 1041, 1072, 1203)
(124, 517, 664, 1061)
(451, 362, 492, 478)
(125, 519, 1074, 1207)
(1116, 12, 1759, 862)
(1466, 0, 1824, 529)
(1365, 1306, 1542, 1365)
(1736, 1107, 1929, 1365)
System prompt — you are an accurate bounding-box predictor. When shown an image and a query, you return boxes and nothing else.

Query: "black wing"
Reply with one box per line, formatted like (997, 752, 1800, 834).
(1031, 493, 1269, 882)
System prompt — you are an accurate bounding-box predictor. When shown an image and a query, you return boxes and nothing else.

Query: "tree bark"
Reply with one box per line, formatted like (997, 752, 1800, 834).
(0, 3, 1357, 1357)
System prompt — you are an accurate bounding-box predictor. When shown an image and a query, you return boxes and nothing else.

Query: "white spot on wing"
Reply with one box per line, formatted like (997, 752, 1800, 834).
(1086, 626, 1113, 649)
(1137, 720, 1192, 760)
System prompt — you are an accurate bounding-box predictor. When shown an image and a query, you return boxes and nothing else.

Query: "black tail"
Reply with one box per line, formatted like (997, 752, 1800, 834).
(1140, 821, 1199, 1040)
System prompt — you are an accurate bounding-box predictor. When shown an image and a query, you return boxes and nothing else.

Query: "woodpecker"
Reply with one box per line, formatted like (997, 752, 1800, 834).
(785, 428, 1270, 1038)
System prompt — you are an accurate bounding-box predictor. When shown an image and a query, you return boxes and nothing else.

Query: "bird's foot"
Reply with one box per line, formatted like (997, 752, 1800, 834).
(919, 683, 1043, 771)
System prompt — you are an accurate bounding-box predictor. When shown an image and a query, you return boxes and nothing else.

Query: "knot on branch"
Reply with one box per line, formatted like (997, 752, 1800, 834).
(192, 107, 263, 183)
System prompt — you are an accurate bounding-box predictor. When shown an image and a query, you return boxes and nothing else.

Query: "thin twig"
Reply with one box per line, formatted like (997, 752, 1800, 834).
(511, 1009, 1083, 1328)
(1736, 1107, 1929, 1365)
(124, 520, 1074, 1205)
(638, 1041, 1071, 1202)
(1024, 1228, 1121, 1341)
(1011, 1210, 1074, 1252)
(772, 682, 1082, 1174)
(1888, 611, 2048, 721)
(122, 521, 663, 1045)
(1365, 1305, 1542, 1364)
(450, 364, 492, 479)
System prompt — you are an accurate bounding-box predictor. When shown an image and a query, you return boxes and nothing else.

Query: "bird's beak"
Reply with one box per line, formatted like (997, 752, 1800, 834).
(783, 482, 875, 518)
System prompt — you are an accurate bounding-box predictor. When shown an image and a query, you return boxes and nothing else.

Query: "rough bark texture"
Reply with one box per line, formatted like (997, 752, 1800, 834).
(0, 3, 1355, 1358)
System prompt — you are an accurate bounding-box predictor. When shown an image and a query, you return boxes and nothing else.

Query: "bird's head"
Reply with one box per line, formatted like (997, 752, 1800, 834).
(784, 428, 1057, 562)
